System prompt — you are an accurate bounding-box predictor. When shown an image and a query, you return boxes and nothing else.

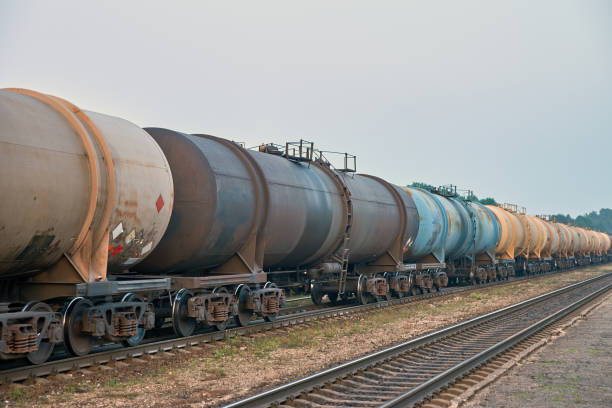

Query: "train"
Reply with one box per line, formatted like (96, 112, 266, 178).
(1, 88, 610, 365)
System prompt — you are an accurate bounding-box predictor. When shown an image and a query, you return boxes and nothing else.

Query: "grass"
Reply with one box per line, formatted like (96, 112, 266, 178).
(515, 391, 532, 399)
(201, 367, 227, 381)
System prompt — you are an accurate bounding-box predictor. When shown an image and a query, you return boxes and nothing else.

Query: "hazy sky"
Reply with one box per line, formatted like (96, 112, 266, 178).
(1, 1, 611, 216)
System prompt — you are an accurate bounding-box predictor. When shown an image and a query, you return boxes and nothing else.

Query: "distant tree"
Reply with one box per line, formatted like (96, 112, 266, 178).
(552, 208, 612, 234)
(479, 197, 498, 206)
(408, 181, 435, 191)
(466, 193, 480, 202)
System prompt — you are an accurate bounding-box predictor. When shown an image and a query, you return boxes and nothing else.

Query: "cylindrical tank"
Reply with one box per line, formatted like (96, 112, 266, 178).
(574, 227, 587, 255)
(532, 217, 551, 258)
(602, 232, 612, 255)
(520, 215, 545, 258)
(587, 231, 598, 255)
(598, 232, 607, 254)
(393, 186, 420, 255)
(508, 211, 528, 257)
(437, 196, 472, 259)
(402, 188, 447, 262)
(337, 174, 405, 264)
(468, 202, 499, 259)
(554, 223, 570, 257)
(251, 152, 349, 267)
(567, 226, 580, 256)
(592, 231, 603, 255)
(137, 129, 348, 273)
(0, 89, 173, 279)
(135, 129, 267, 273)
(540, 219, 560, 257)
(486, 205, 516, 260)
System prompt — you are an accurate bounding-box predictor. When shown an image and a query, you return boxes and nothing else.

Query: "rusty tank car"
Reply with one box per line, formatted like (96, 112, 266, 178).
(0, 88, 174, 362)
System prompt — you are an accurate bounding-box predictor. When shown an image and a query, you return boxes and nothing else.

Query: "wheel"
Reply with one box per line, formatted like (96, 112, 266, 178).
(357, 275, 371, 305)
(63, 297, 95, 357)
(310, 281, 323, 305)
(172, 289, 196, 337)
(22, 302, 55, 364)
(410, 286, 419, 296)
(212, 287, 229, 331)
(121, 293, 146, 347)
(234, 285, 253, 327)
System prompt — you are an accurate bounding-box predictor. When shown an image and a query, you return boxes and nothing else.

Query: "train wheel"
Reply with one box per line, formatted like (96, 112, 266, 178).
(410, 286, 419, 296)
(172, 289, 196, 337)
(311, 282, 324, 305)
(22, 302, 55, 364)
(357, 275, 372, 305)
(64, 297, 95, 356)
(234, 285, 253, 327)
(121, 293, 146, 347)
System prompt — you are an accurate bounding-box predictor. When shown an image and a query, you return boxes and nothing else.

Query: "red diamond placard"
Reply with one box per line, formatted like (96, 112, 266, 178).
(156, 194, 164, 212)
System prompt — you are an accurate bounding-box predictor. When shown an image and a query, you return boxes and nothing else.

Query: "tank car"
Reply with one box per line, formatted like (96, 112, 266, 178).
(486, 205, 521, 278)
(136, 132, 447, 315)
(0, 88, 174, 362)
(408, 186, 500, 284)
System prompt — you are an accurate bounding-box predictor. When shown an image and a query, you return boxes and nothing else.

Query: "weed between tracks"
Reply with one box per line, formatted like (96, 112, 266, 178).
(0, 265, 609, 408)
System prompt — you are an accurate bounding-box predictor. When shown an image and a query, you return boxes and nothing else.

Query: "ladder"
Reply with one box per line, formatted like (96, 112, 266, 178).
(332, 175, 353, 296)
(337, 233, 351, 295)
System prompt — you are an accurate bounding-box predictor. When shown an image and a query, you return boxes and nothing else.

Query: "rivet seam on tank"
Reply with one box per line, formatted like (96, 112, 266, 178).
(156, 194, 164, 212)
(112, 222, 124, 240)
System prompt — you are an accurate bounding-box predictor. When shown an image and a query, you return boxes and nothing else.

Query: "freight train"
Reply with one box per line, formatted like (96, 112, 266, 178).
(1, 88, 610, 365)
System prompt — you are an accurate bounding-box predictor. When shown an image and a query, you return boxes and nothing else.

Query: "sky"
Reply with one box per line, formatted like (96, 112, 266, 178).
(1, 1, 611, 216)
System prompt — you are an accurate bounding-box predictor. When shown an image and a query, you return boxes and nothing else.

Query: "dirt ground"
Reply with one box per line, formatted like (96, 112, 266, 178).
(461, 293, 612, 408)
(1, 265, 609, 408)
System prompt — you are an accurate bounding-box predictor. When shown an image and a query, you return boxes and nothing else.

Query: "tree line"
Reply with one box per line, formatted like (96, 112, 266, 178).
(553, 209, 612, 234)
(408, 182, 611, 234)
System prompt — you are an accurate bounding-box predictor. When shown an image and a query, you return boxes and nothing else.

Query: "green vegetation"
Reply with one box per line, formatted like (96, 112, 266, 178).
(409, 181, 436, 191)
(553, 209, 612, 234)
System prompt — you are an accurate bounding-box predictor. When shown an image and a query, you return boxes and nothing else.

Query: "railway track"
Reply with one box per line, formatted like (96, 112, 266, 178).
(0, 267, 600, 385)
(223, 272, 611, 408)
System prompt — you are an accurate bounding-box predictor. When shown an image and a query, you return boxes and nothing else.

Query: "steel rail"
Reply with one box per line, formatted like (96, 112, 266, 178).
(380, 282, 611, 407)
(222, 272, 611, 408)
(0, 267, 601, 385)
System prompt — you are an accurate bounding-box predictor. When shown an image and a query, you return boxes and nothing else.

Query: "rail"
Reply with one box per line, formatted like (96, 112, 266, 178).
(222, 272, 611, 407)
(0, 267, 604, 385)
